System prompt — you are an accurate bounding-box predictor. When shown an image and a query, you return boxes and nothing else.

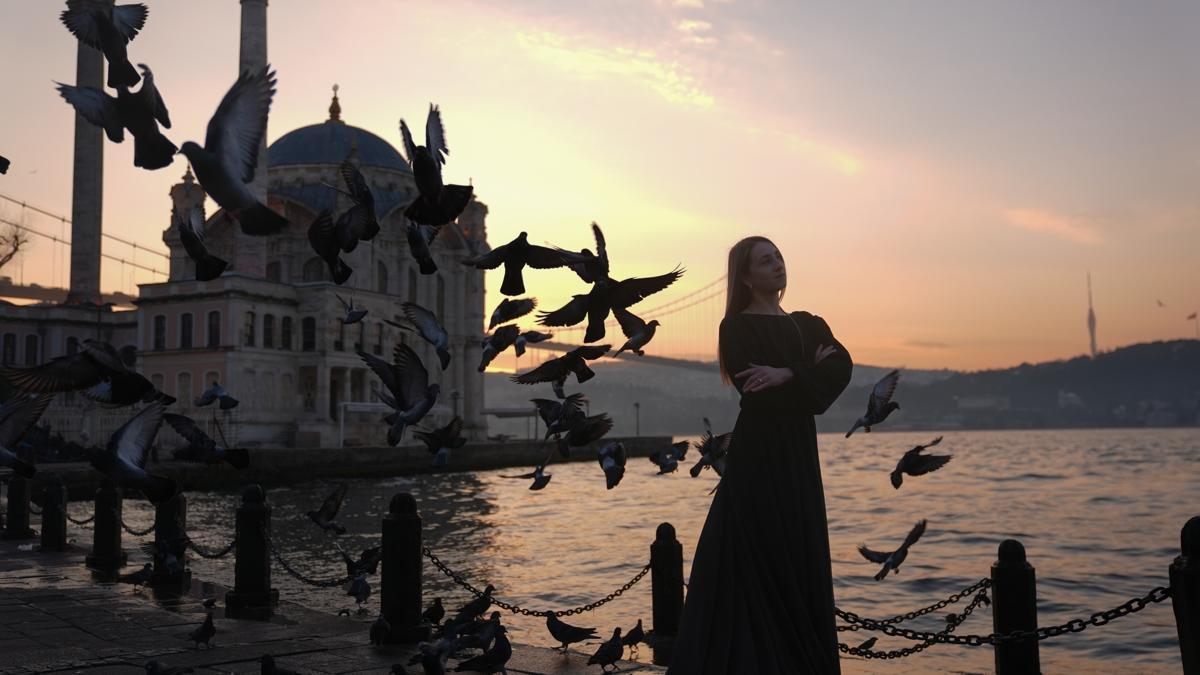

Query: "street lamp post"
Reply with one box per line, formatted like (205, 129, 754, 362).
(634, 402, 640, 436)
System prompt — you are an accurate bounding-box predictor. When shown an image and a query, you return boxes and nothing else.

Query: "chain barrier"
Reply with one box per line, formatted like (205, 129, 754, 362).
(423, 545, 650, 618)
(187, 537, 237, 559)
(836, 578, 992, 633)
(121, 519, 155, 537)
(837, 585, 1171, 648)
(840, 587, 992, 659)
(262, 527, 354, 588)
(66, 513, 95, 526)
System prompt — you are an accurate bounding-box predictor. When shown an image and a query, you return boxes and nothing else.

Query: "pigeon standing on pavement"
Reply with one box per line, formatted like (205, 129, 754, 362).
(489, 298, 536, 330)
(478, 325, 520, 372)
(462, 232, 590, 297)
(612, 308, 660, 357)
(596, 441, 626, 490)
(56, 62, 176, 170)
(400, 103, 473, 227)
(370, 614, 391, 645)
(422, 598, 445, 626)
(846, 369, 901, 437)
(307, 210, 353, 284)
(337, 293, 368, 324)
(163, 413, 249, 469)
(856, 637, 878, 651)
(323, 159, 379, 251)
(545, 612, 597, 653)
(174, 205, 227, 280)
(307, 483, 349, 534)
(455, 624, 512, 673)
(194, 381, 239, 410)
(890, 436, 952, 489)
(347, 573, 371, 610)
(413, 416, 468, 468)
(359, 344, 440, 445)
(59, 2, 147, 89)
(513, 330, 553, 358)
(621, 619, 645, 654)
(178, 66, 289, 235)
(86, 401, 177, 504)
(858, 519, 928, 581)
(117, 562, 153, 587)
(588, 628, 623, 672)
(187, 613, 216, 649)
(0, 393, 54, 479)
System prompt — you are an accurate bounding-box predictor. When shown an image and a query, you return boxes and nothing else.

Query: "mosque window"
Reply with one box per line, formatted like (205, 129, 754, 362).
(1, 334, 15, 365)
(243, 312, 256, 347)
(281, 317, 293, 350)
(263, 314, 275, 348)
(180, 313, 194, 349)
(302, 317, 316, 351)
(207, 311, 221, 347)
(153, 315, 166, 351)
(23, 335, 38, 365)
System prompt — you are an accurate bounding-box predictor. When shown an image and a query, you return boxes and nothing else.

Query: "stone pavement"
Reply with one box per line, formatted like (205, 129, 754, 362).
(0, 538, 666, 675)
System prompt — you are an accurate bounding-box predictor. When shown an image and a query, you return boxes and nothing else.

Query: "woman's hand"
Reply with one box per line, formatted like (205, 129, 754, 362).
(735, 363, 794, 393)
(814, 344, 838, 366)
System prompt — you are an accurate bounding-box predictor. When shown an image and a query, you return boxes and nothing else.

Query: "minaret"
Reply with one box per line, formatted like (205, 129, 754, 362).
(164, 167, 207, 281)
(1087, 272, 1097, 358)
(64, 0, 108, 305)
(233, 0, 269, 277)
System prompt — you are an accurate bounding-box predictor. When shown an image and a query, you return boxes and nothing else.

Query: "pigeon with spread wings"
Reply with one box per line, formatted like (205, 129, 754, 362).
(510, 344, 610, 396)
(163, 412, 249, 469)
(358, 344, 440, 445)
(85, 401, 177, 504)
(413, 416, 467, 468)
(0, 394, 54, 479)
(462, 232, 592, 297)
(858, 519, 927, 581)
(399, 104, 473, 227)
(307, 483, 349, 534)
(612, 307, 660, 357)
(0, 340, 172, 407)
(56, 62, 176, 170)
(891, 436, 951, 489)
(174, 205, 226, 280)
(322, 159, 379, 251)
(307, 210, 352, 284)
(59, 1, 147, 89)
(539, 266, 684, 343)
(846, 369, 901, 437)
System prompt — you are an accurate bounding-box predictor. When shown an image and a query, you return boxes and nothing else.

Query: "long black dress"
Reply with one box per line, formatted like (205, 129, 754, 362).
(668, 310, 853, 674)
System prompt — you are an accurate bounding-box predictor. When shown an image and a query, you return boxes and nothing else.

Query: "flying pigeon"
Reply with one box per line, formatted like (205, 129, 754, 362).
(500, 464, 552, 490)
(307, 210, 353, 284)
(612, 307, 660, 357)
(546, 612, 597, 653)
(59, 2, 147, 89)
(187, 613, 216, 649)
(178, 66, 289, 235)
(489, 298, 536, 330)
(0, 339, 172, 407)
(335, 542, 382, 578)
(597, 440, 626, 489)
(890, 436, 952, 489)
(399, 103, 473, 226)
(163, 413, 249, 469)
(648, 440, 690, 475)
(398, 301, 452, 370)
(531, 393, 587, 440)
(359, 344, 440, 445)
(336, 293, 368, 324)
(307, 482, 348, 535)
(323, 159, 379, 251)
(413, 416, 468, 468)
(560, 413, 613, 458)
(194, 381, 238, 410)
(0, 155, 8, 174)
(478, 325, 520, 372)
(588, 628, 623, 672)
(0, 393, 54, 479)
(347, 573, 371, 609)
(56, 62, 176, 170)
(85, 401, 177, 504)
(509, 344, 610, 393)
(513, 330, 553, 358)
(461, 232, 590, 296)
(858, 519, 928, 581)
(846, 369, 901, 437)
(690, 417, 732, 478)
(539, 267, 684, 342)
(557, 221, 610, 284)
(406, 220, 442, 275)
(174, 205, 226, 280)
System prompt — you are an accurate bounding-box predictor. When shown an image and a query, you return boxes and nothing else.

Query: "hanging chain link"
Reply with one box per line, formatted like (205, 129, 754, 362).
(187, 537, 237, 559)
(836, 578, 992, 632)
(423, 545, 650, 617)
(839, 587, 991, 659)
(262, 527, 354, 588)
(837, 585, 1171, 648)
(66, 513, 95, 526)
(121, 519, 155, 537)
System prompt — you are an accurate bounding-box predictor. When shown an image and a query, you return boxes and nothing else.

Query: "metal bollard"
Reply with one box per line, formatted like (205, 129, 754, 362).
(992, 539, 1041, 675)
(151, 493, 191, 589)
(38, 476, 68, 551)
(651, 522, 685, 637)
(85, 478, 127, 571)
(225, 484, 278, 619)
(1172, 516, 1200, 675)
(2, 475, 36, 540)
(381, 493, 430, 643)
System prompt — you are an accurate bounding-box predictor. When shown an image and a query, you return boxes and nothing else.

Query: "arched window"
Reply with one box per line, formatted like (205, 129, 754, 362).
(281, 316, 293, 350)
(301, 317, 316, 351)
(179, 312, 193, 349)
(334, 320, 345, 351)
(207, 311, 221, 347)
(263, 314, 275, 348)
(303, 257, 328, 282)
(437, 275, 446, 318)
(153, 315, 167, 351)
(374, 323, 384, 355)
(176, 371, 192, 405)
(243, 311, 256, 347)
(377, 261, 389, 294)
(23, 335, 38, 365)
(266, 261, 282, 282)
(407, 268, 418, 303)
(1, 334, 15, 365)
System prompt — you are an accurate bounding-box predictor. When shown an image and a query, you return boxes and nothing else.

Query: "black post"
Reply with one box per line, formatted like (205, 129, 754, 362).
(1171, 516, 1200, 675)
(992, 539, 1041, 675)
(225, 484, 278, 619)
(651, 522, 684, 637)
(381, 493, 430, 643)
(151, 493, 190, 588)
(86, 478, 126, 571)
(2, 475, 36, 540)
(38, 476, 68, 551)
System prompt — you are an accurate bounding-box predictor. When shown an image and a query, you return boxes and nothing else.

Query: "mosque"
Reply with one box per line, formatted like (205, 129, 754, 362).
(0, 0, 490, 448)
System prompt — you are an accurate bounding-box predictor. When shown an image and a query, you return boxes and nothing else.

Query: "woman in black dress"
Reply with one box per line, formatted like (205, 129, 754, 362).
(667, 236, 853, 674)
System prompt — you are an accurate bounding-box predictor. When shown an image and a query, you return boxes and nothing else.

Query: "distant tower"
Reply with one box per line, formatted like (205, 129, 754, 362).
(1086, 272, 1097, 358)
(233, 0, 269, 277)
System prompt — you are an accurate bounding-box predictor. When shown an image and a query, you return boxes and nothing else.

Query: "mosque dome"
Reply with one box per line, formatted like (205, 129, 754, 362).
(266, 85, 410, 173)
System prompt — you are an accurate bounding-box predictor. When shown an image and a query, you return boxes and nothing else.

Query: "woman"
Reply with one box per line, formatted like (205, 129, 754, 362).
(668, 236, 853, 674)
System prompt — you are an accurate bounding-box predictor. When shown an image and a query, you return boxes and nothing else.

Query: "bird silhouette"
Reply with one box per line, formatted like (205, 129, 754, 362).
(846, 370, 901, 437)
(307, 483, 348, 534)
(858, 519, 928, 581)
(400, 103, 473, 227)
(56, 62, 176, 170)
(59, 2, 147, 88)
(323, 159, 379, 251)
(307, 210, 353, 283)
(890, 436, 951, 489)
(174, 205, 226, 280)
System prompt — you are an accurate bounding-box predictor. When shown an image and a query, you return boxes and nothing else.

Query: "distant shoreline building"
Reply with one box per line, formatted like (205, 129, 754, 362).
(0, 0, 490, 448)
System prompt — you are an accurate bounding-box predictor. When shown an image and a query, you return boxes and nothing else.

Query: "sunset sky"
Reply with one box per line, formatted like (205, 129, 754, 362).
(1, 0, 1197, 371)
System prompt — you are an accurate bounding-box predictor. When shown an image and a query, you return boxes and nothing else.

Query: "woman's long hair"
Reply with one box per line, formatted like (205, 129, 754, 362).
(719, 236, 786, 384)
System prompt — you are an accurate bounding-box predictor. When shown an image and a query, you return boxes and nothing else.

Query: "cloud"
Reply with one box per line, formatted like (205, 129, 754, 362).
(516, 30, 716, 108)
(676, 18, 718, 45)
(1003, 208, 1104, 245)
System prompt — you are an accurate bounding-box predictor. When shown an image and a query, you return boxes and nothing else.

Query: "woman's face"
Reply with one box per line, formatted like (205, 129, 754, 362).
(743, 241, 786, 293)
